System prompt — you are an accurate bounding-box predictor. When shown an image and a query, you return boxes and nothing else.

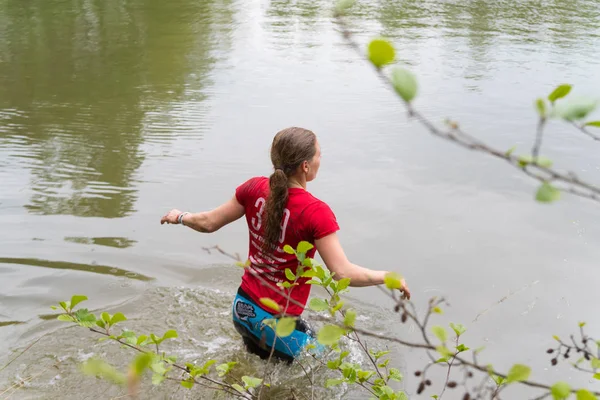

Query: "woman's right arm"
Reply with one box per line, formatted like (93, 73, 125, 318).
(315, 232, 410, 299)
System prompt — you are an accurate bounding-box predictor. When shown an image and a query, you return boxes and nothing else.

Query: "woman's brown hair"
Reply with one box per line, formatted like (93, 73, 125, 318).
(262, 127, 317, 253)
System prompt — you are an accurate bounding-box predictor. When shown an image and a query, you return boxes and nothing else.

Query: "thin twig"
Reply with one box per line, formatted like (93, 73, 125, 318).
(334, 15, 600, 204)
(532, 118, 547, 161)
(0, 336, 43, 374)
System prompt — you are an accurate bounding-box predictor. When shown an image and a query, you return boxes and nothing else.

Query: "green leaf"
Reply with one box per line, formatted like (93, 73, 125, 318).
(391, 67, 418, 102)
(357, 370, 375, 383)
(332, 301, 344, 313)
(259, 297, 280, 312)
(110, 312, 127, 325)
(344, 309, 357, 328)
(57, 314, 75, 322)
(202, 359, 216, 372)
(309, 298, 329, 312)
(337, 277, 351, 291)
(284, 268, 296, 281)
(553, 335, 560, 341)
(591, 357, 600, 369)
(59, 301, 70, 311)
(70, 295, 88, 309)
(551, 382, 571, 400)
(432, 326, 448, 343)
(150, 333, 159, 344)
(383, 272, 403, 290)
(232, 383, 245, 393)
(436, 346, 453, 358)
(506, 364, 531, 383)
(594, 373, 600, 380)
(517, 155, 552, 168)
(216, 362, 238, 377)
(50, 305, 57, 310)
(317, 325, 346, 346)
(449, 322, 466, 336)
(334, 0, 356, 15)
(150, 361, 166, 375)
(296, 241, 314, 254)
(96, 320, 105, 329)
(326, 378, 344, 388)
(579, 321, 586, 327)
(456, 344, 469, 352)
(370, 350, 390, 360)
(181, 380, 194, 389)
(82, 358, 126, 385)
(554, 97, 598, 121)
(388, 368, 403, 382)
(137, 335, 148, 346)
(378, 359, 390, 368)
(242, 376, 263, 389)
(74, 309, 97, 327)
(132, 353, 153, 375)
(584, 121, 600, 128)
(576, 390, 597, 400)
(262, 318, 276, 329)
(162, 330, 178, 340)
(548, 84, 572, 103)
(276, 317, 296, 337)
(101, 312, 111, 324)
(432, 306, 443, 314)
(152, 373, 165, 385)
(368, 38, 395, 68)
(283, 245, 295, 255)
(536, 182, 561, 203)
(535, 98, 546, 117)
(506, 146, 517, 156)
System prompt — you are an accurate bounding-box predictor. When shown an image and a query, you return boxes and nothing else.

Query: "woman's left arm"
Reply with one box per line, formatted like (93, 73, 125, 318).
(160, 196, 245, 233)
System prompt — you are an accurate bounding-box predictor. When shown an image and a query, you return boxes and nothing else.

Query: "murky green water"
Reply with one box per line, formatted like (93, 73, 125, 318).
(1, 0, 600, 398)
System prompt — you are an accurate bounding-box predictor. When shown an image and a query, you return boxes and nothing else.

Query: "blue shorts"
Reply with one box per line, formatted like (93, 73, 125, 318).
(232, 287, 321, 362)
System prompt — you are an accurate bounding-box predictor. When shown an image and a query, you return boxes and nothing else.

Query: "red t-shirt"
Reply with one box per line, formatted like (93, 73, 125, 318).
(235, 176, 340, 316)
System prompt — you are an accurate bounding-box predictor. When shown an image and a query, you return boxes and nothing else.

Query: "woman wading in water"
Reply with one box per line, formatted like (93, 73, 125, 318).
(161, 127, 410, 361)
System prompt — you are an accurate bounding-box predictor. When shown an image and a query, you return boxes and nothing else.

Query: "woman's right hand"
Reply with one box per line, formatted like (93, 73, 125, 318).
(160, 209, 183, 225)
(399, 278, 411, 300)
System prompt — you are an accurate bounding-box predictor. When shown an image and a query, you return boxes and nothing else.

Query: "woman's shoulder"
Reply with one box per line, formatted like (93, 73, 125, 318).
(235, 176, 269, 205)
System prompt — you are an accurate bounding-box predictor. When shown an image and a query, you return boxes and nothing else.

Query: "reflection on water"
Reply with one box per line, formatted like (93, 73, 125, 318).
(0, 321, 25, 328)
(63, 236, 136, 249)
(0, 0, 234, 218)
(0, 258, 153, 281)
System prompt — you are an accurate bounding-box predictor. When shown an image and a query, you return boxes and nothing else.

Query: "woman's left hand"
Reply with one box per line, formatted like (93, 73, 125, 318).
(161, 209, 183, 225)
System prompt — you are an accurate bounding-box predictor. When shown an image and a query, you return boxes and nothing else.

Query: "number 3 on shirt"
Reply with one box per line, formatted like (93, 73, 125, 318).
(251, 197, 290, 244)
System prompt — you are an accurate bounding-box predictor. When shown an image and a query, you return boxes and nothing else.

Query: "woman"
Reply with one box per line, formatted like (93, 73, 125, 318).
(160, 127, 410, 362)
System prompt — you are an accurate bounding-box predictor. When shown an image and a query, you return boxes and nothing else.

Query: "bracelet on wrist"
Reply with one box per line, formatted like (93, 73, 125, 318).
(177, 212, 190, 225)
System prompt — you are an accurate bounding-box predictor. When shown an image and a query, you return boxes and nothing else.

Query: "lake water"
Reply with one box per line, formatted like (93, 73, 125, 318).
(1, 0, 600, 398)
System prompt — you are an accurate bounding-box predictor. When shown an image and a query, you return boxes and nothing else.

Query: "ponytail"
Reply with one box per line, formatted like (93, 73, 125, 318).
(263, 169, 289, 252)
(261, 127, 317, 253)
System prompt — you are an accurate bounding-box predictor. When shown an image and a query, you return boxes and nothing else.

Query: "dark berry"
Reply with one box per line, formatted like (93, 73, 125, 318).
(401, 313, 408, 323)
(463, 394, 471, 400)
(447, 381, 457, 388)
(417, 382, 425, 394)
(414, 371, 422, 377)
(425, 379, 432, 386)
(546, 348, 554, 354)
(551, 358, 558, 366)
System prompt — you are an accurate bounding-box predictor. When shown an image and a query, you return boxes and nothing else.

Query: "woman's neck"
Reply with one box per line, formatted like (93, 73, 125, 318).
(287, 176, 306, 190)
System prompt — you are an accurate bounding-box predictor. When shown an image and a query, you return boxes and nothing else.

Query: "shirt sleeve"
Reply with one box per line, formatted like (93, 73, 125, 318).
(235, 177, 256, 207)
(308, 201, 340, 240)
